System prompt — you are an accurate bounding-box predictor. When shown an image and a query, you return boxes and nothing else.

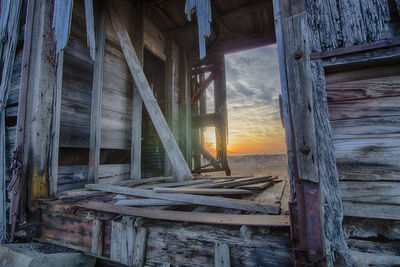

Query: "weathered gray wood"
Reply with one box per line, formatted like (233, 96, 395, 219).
(328, 96, 400, 121)
(351, 250, 400, 267)
(110, 220, 122, 262)
(114, 198, 187, 206)
(109, 3, 192, 181)
(340, 181, 400, 205)
(136, 179, 213, 189)
(254, 180, 286, 208)
(326, 75, 400, 102)
(161, 263, 170, 267)
(337, 162, 400, 181)
(132, 227, 147, 267)
(91, 219, 103, 256)
(215, 242, 230, 267)
(331, 116, 400, 139)
(85, 184, 280, 214)
(120, 217, 135, 266)
(25, 0, 58, 205)
(143, 16, 166, 61)
(342, 201, 400, 220)
(179, 49, 191, 165)
(49, 52, 64, 195)
(131, 0, 144, 180)
(153, 187, 253, 195)
(325, 65, 400, 84)
(305, 0, 391, 52)
(52, 0, 74, 53)
(282, 13, 318, 183)
(0, 0, 23, 243)
(273, 0, 296, 199)
(77, 201, 290, 226)
(311, 60, 352, 265)
(88, 5, 106, 184)
(84, 0, 95, 60)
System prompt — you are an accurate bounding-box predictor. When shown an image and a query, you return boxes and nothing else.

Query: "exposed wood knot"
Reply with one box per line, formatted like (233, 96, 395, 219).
(294, 50, 303, 60)
(299, 145, 310, 155)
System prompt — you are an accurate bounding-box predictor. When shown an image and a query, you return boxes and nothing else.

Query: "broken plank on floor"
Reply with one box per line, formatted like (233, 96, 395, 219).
(254, 178, 287, 210)
(85, 184, 280, 214)
(198, 176, 275, 189)
(238, 181, 274, 190)
(153, 187, 253, 195)
(77, 201, 290, 227)
(114, 198, 188, 206)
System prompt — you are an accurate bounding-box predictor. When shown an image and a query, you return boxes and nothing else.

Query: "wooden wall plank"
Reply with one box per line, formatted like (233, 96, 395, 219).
(326, 75, 400, 102)
(331, 117, 400, 140)
(328, 96, 400, 121)
(88, 4, 106, 183)
(340, 181, 400, 205)
(131, 0, 144, 180)
(282, 13, 319, 183)
(342, 202, 400, 220)
(49, 52, 64, 195)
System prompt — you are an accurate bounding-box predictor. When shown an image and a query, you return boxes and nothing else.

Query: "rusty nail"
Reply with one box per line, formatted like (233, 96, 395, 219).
(294, 50, 303, 60)
(299, 145, 310, 155)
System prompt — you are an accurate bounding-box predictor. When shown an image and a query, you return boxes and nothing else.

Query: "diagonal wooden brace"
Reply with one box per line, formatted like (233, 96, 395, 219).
(108, 2, 192, 181)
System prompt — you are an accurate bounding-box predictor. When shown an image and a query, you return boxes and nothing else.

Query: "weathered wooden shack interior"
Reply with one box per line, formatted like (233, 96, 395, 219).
(1, 0, 400, 266)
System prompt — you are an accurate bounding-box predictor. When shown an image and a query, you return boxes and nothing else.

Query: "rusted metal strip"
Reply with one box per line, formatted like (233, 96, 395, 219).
(310, 37, 400, 60)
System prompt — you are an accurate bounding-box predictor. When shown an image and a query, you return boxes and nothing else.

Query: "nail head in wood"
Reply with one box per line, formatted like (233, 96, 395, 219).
(294, 50, 303, 60)
(299, 145, 310, 155)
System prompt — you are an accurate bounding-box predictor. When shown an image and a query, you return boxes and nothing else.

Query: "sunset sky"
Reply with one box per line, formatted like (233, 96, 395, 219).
(203, 45, 287, 156)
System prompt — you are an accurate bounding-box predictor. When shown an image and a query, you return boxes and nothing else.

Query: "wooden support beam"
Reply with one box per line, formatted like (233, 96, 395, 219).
(84, 0, 96, 60)
(88, 5, 106, 184)
(131, 0, 144, 180)
(49, 52, 64, 195)
(191, 72, 214, 103)
(108, 2, 192, 181)
(213, 60, 231, 176)
(179, 49, 191, 165)
(192, 112, 223, 128)
(194, 141, 221, 170)
(77, 201, 289, 226)
(91, 219, 103, 256)
(85, 184, 280, 214)
(0, 0, 24, 242)
(189, 31, 276, 64)
(25, 0, 57, 207)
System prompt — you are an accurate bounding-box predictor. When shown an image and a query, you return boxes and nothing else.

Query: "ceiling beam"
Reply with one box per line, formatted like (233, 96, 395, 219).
(189, 30, 276, 65)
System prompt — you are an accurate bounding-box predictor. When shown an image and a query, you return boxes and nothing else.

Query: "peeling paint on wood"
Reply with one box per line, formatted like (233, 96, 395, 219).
(52, 0, 74, 54)
(185, 0, 212, 59)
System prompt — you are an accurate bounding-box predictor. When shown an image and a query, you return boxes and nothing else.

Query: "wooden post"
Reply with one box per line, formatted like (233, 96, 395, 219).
(191, 74, 201, 173)
(49, 52, 64, 195)
(213, 58, 231, 176)
(0, 0, 24, 242)
(88, 4, 106, 184)
(109, 3, 192, 181)
(179, 49, 191, 166)
(130, 0, 144, 180)
(274, 0, 352, 265)
(25, 0, 58, 207)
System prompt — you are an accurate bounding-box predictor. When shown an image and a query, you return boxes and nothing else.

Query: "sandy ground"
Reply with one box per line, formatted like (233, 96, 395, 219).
(209, 154, 288, 177)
